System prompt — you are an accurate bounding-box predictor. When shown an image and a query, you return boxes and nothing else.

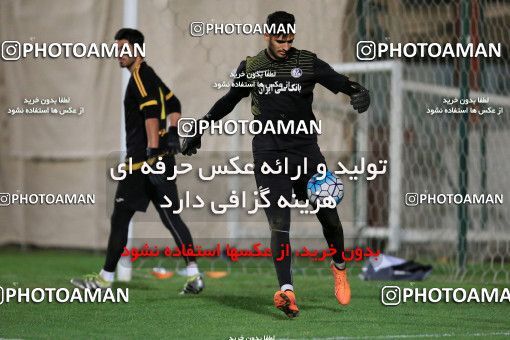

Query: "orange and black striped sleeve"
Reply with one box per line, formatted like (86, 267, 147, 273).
(162, 83, 181, 114)
(132, 63, 162, 120)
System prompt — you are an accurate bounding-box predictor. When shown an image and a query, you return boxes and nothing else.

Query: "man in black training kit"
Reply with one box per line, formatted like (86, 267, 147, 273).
(182, 12, 369, 317)
(71, 28, 204, 295)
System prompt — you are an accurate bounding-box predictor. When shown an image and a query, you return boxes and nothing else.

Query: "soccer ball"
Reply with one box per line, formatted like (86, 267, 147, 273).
(306, 170, 344, 206)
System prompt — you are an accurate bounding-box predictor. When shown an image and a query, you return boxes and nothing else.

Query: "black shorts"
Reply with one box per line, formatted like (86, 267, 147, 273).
(114, 154, 179, 212)
(253, 143, 327, 203)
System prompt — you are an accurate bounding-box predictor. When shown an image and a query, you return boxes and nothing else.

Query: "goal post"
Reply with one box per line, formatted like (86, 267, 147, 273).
(332, 59, 510, 283)
(331, 61, 404, 254)
(116, 0, 138, 282)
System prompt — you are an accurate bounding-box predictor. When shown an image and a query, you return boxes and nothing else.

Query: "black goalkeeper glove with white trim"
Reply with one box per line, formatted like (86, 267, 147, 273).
(349, 82, 370, 113)
(146, 147, 167, 186)
(181, 119, 203, 156)
(167, 126, 181, 155)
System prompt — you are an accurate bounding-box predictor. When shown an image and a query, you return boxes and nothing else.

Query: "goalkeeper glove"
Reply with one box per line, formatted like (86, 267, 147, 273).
(349, 82, 370, 113)
(167, 126, 181, 155)
(181, 119, 203, 156)
(146, 147, 167, 186)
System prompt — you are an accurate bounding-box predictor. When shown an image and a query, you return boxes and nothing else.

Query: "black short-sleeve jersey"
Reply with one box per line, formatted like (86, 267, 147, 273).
(123, 62, 176, 162)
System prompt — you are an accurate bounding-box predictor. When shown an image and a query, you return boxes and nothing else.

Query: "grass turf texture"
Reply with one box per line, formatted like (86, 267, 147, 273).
(0, 248, 509, 339)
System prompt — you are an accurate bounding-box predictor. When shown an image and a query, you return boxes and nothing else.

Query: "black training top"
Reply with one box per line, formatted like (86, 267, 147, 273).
(123, 61, 176, 162)
(205, 48, 355, 151)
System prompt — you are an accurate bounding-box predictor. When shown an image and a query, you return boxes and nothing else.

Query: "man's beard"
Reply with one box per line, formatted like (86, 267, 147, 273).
(268, 47, 287, 60)
(119, 59, 134, 68)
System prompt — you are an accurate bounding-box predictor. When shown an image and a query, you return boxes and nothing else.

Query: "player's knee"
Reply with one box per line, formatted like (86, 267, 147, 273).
(267, 216, 289, 232)
(110, 207, 133, 232)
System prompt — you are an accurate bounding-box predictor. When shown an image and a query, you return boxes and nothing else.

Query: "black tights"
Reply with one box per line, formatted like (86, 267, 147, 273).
(255, 149, 346, 287)
(269, 207, 345, 287)
(103, 203, 196, 272)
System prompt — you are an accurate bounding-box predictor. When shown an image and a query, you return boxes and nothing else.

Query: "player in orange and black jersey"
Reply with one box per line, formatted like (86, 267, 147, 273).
(71, 28, 203, 295)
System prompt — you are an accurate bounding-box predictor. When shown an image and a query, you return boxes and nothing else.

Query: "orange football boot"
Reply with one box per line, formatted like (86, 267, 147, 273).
(273, 290, 300, 318)
(331, 263, 351, 305)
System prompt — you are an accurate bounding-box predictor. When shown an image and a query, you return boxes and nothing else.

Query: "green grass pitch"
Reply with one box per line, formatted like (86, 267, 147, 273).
(0, 248, 509, 339)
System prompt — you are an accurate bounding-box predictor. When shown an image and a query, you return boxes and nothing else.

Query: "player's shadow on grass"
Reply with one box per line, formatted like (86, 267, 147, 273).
(299, 302, 345, 314)
(114, 282, 153, 290)
(204, 295, 287, 319)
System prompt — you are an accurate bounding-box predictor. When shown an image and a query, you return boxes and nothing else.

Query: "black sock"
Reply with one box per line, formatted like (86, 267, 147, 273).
(271, 229, 292, 287)
(154, 205, 196, 264)
(317, 208, 345, 264)
(103, 206, 136, 272)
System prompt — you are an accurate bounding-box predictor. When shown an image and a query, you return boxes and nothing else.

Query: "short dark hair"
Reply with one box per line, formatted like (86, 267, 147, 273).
(266, 11, 295, 36)
(114, 28, 144, 46)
